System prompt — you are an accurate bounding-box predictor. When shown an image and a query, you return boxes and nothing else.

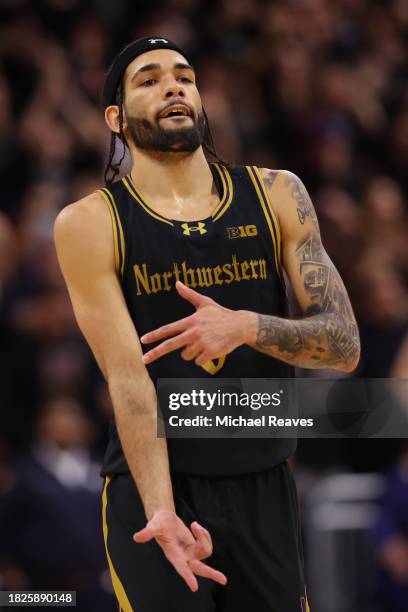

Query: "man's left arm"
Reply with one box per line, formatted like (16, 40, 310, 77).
(248, 168, 360, 372)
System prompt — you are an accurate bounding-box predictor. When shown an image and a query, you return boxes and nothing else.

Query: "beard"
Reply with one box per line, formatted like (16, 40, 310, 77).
(125, 109, 206, 153)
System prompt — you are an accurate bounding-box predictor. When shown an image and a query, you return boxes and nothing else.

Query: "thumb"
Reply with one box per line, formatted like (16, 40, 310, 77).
(133, 524, 155, 544)
(176, 281, 211, 308)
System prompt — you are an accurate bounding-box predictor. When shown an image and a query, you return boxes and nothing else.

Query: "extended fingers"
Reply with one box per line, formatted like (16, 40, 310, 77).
(190, 522, 212, 558)
(181, 342, 202, 361)
(171, 556, 199, 592)
(140, 314, 195, 344)
(142, 330, 194, 364)
(175, 281, 213, 308)
(187, 559, 227, 585)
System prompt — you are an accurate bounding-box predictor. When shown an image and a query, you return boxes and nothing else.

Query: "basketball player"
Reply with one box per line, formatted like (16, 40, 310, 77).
(54, 37, 360, 612)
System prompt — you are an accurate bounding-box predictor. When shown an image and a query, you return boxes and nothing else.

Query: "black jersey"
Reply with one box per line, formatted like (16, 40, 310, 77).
(97, 163, 296, 476)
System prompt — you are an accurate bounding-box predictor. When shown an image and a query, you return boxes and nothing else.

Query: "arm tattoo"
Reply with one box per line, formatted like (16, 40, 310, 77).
(256, 310, 359, 369)
(284, 172, 319, 229)
(254, 173, 360, 371)
(263, 170, 278, 191)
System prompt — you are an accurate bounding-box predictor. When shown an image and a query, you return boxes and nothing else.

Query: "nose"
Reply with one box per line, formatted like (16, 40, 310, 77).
(163, 76, 186, 99)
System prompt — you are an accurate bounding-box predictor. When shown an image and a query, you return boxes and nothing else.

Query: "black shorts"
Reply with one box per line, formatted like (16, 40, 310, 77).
(102, 462, 310, 612)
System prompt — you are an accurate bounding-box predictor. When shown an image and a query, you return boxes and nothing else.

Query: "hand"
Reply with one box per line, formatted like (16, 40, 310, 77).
(133, 510, 227, 591)
(141, 281, 254, 365)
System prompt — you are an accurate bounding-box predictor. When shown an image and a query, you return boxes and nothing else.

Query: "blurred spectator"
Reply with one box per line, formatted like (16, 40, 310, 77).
(352, 262, 408, 376)
(373, 445, 408, 612)
(0, 397, 113, 610)
(391, 331, 408, 378)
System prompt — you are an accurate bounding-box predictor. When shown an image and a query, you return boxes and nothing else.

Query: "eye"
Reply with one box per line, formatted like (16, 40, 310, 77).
(178, 76, 193, 83)
(141, 78, 157, 87)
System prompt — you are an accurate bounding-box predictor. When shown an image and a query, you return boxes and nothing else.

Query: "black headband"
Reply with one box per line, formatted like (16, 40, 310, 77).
(101, 37, 192, 110)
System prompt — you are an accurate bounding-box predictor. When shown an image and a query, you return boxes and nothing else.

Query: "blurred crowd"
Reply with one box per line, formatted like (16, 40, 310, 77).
(0, 0, 408, 610)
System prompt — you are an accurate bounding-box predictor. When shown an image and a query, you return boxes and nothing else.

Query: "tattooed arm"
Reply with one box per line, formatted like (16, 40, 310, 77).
(248, 169, 360, 372)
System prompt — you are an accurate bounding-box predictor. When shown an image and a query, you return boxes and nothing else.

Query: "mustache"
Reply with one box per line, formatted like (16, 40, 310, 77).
(155, 100, 195, 122)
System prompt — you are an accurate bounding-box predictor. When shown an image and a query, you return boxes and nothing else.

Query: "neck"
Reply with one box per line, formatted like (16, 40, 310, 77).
(129, 146, 214, 200)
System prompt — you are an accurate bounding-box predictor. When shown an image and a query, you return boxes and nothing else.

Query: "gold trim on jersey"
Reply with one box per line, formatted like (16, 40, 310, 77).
(211, 164, 234, 221)
(245, 166, 284, 287)
(107, 188, 126, 278)
(102, 477, 133, 612)
(253, 166, 282, 271)
(304, 588, 311, 612)
(97, 188, 125, 278)
(122, 176, 174, 226)
(122, 164, 233, 225)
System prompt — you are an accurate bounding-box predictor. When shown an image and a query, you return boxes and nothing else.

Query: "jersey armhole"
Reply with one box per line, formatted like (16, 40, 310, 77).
(245, 166, 285, 288)
(96, 188, 126, 279)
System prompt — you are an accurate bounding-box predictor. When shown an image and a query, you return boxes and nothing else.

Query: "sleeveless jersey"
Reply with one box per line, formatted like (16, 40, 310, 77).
(97, 163, 296, 476)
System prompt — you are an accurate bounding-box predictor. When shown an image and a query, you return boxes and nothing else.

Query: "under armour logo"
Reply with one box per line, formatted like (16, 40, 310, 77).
(148, 38, 169, 45)
(181, 222, 207, 236)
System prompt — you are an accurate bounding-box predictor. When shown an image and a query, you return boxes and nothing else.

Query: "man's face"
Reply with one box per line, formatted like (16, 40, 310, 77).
(120, 48, 205, 153)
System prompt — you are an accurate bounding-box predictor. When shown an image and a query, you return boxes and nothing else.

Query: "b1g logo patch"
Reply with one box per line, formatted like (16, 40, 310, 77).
(226, 225, 258, 239)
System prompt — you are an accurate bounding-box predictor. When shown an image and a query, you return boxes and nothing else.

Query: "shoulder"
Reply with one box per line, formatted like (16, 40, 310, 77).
(258, 167, 313, 208)
(228, 164, 303, 192)
(54, 190, 110, 244)
(53, 190, 117, 273)
(257, 168, 318, 235)
(258, 168, 306, 194)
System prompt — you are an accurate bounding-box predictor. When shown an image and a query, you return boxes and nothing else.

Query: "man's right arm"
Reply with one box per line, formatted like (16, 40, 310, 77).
(54, 192, 174, 519)
(53, 192, 226, 591)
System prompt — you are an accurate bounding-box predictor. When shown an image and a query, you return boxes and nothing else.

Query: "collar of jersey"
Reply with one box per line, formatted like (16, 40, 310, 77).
(121, 163, 233, 226)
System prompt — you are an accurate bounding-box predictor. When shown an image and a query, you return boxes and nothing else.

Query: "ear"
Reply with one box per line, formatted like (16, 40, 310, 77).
(104, 105, 121, 134)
